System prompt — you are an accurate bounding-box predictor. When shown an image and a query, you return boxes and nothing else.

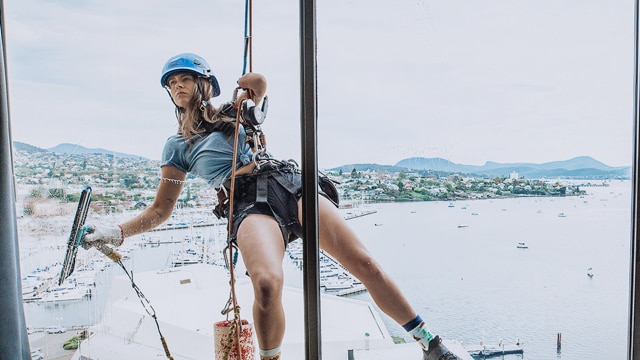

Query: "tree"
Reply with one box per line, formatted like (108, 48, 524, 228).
(123, 175, 138, 189)
(48, 188, 66, 200)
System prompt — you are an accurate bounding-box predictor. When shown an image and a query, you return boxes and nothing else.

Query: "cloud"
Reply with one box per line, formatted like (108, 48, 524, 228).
(5, 0, 635, 168)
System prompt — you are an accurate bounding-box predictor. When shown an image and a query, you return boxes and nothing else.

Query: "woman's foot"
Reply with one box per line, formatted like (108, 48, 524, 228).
(422, 336, 462, 360)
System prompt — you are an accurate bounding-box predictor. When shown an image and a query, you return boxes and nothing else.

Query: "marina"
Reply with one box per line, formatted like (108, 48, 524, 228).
(18, 181, 632, 359)
(286, 239, 367, 297)
(20, 206, 375, 314)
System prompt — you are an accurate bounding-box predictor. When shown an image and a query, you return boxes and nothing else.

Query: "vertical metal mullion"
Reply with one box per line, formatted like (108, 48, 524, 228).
(299, 0, 322, 359)
(0, 0, 30, 359)
(631, 0, 640, 358)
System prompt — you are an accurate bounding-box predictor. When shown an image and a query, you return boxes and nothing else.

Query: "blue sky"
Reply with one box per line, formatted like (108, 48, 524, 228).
(5, 0, 635, 168)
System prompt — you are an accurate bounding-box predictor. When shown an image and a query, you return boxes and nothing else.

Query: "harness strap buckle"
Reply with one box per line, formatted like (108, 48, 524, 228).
(213, 181, 231, 219)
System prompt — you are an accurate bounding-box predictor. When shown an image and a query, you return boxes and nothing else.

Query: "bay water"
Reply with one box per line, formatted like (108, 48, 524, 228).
(24, 181, 632, 359)
(345, 180, 632, 359)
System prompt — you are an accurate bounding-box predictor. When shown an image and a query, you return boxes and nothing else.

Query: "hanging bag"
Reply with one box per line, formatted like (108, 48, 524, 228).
(214, 318, 255, 360)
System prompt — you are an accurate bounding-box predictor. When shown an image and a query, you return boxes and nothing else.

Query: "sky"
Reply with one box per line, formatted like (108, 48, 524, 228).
(4, 0, 636, 169)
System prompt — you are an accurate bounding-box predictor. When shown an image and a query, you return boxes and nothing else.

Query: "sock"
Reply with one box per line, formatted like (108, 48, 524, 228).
(403, 315, 435, 349)
(260, 346, 281, 360)
(260, 354, 280, 360)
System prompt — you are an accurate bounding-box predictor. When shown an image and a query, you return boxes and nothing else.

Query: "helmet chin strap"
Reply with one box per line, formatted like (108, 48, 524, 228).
(196, 77, 209, 112)
(164, 88, 179, 108)
(165, 90, 184, 122)
(163, 78, 209, 118)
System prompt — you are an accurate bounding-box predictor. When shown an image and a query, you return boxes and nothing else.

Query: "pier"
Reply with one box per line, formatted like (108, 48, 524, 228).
(337, 285, 367, 296)
(464, 343, 524, 358)
(343, 209, 377, 220)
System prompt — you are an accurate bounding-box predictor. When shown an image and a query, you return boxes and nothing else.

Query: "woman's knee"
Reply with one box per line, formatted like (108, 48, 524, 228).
(348, 254, 385, 281)
(251, 271, 284, 308)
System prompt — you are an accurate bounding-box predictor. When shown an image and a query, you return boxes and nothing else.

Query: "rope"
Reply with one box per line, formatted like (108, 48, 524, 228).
(249, 0, 253, 73)
(116, 260, 174, 360)
(219, 96, 247, 360)
(242, 0, 253, 75)
(219, 1, 255, 357)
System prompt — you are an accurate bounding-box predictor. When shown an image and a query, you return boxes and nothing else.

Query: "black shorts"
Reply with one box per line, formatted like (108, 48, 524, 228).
(226, 161, 337, 245)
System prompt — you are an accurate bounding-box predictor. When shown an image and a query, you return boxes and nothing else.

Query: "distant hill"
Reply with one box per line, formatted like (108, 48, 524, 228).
(13, 141, 48, 153)
(328, 163, 408, 174)
(17, 142, 147, 160)
(47, 143, 146, 159)
(331, 156, 631, 179)
(14, 141, 631, 179)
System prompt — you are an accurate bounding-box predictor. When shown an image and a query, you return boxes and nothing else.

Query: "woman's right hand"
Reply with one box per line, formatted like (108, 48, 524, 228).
(82, 223, 124, 247)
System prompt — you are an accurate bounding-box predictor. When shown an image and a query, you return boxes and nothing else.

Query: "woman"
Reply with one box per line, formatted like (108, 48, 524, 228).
(83, 53, 461, 360)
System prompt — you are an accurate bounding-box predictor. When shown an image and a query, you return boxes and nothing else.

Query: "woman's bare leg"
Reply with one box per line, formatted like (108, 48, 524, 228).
(235, 214, 287, 351)
(298, 197, 417, 325)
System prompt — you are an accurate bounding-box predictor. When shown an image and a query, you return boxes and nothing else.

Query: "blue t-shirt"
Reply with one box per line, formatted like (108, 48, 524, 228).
(161, 126, 253, 188)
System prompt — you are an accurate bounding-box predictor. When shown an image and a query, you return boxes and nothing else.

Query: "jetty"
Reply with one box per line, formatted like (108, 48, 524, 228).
(343, 208, 377, 220)
(464, 342, 524, 358)
(337, 285, 367, 296)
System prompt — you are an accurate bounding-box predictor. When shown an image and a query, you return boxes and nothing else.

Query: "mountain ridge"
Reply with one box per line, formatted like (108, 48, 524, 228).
(13, 141, 631, 178)
(332, 156, 630, 179)
(14, 142, 148, 160)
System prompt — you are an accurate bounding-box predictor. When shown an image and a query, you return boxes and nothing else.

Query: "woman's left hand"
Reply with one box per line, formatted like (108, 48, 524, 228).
(237, 73, 267, 106)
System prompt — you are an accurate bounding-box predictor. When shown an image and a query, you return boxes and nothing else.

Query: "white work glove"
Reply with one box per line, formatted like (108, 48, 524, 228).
(82, 224, 124, 247)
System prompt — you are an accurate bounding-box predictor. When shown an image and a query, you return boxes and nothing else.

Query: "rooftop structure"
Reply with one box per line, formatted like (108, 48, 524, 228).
(70, 263, 428, 359)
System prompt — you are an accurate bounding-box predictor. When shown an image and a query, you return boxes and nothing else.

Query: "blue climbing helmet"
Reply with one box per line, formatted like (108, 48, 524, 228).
(160, 53, 221, 97)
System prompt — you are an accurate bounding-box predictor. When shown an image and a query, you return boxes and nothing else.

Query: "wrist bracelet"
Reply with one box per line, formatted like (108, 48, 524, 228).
(116, 225, 125, 245)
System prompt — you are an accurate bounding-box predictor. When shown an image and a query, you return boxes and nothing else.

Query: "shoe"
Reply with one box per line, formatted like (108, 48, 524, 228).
(422, 336, 462, 360)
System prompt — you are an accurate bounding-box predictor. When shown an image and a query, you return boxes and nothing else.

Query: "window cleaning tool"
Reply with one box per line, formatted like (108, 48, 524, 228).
(58, 186, 120, 286)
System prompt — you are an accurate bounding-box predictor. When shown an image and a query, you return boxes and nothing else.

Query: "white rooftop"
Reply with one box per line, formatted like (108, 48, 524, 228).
(71, 263, 404, 359)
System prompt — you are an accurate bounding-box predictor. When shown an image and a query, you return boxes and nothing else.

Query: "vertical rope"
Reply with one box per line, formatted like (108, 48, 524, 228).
(221, 1, 254, 357)
(224, 109, 244, 358)
(249, 0, 253, 73)
(242, 0, 253, 75)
